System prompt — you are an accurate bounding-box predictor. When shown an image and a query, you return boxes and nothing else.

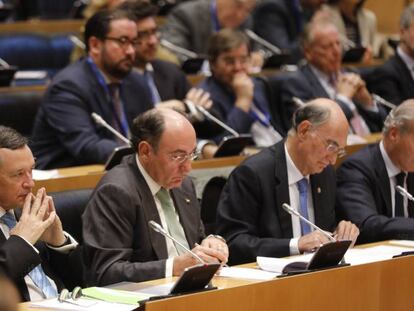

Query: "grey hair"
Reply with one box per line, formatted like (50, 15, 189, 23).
(288, 100, 331, 135)
(383, 99, 414, 135)
(400, 4, 414, 29)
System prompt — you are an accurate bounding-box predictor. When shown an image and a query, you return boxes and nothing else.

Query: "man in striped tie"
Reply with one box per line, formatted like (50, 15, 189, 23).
(0, 126, 78, 301)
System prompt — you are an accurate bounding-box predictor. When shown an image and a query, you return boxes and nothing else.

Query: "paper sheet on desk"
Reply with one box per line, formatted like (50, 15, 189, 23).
(33, 169, 59, 180)
(218, 267, 279, 280)
(30, 298, 136, 311)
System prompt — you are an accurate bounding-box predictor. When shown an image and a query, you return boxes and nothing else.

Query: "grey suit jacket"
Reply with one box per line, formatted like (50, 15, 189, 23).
(216, 140, 337, 265)
(336, 144, 414, 244)
(82, 154, 205, 286)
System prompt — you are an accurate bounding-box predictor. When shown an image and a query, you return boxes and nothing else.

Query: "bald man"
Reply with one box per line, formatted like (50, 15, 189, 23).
(216, 98, 359, 265)
(82, 108, 228, 286)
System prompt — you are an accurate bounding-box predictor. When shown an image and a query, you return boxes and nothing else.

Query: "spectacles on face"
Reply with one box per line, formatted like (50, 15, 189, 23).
(136, 28, 160, 44)
(168, 150, 199, 164)
(313, 129, 346, 158)
(104, 36, 139, 49)
(219, 55, 250, 67)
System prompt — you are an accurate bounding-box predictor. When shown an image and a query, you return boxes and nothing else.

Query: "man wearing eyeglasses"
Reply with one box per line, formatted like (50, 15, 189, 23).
(82, 108, 228, 286)
(216, 98, 359, 265)
(30, 8, 154, 169)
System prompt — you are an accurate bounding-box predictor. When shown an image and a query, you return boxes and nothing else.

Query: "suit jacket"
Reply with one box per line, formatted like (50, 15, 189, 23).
(198, 76, 275, 142)
(0, 233, 75, 301)
(367, 53, 414, 106)
(253, 0, 305, 63)
(30, 58, 153, 169)
(162, 0, 252, 57)
(336, 144, 414, 244)
(216, 141, 337, 265)
(82, 155, 205, 286)
(278, 64, 387, 133)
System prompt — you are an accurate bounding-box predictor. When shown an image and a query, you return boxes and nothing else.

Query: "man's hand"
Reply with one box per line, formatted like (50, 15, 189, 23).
(333, 220, 359, 247)
(185, 88, 213, 110)
(39, 193, 66, 247)
(201, 236, 229, 263)
(336, 72, 363, 99)
(232, 72, 253, 113)
(298, 230, 332, 254)
(10, 188, 56, 245)
(172, 244, 226, 276)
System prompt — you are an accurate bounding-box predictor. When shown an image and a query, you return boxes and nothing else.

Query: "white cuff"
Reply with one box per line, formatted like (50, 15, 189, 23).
(165, 257, 174, 278)
(289, 238, 300, 255)
(47, 231, 78, 254)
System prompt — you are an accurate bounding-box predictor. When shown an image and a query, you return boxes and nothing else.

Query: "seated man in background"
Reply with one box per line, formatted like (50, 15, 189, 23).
(82, 108, 228, 286)
(0, 126, 78, 301)
(336, 100, 414, 244)
(366, 4, 414, 106)
(278, 20, 386, 135)
(253, 0, 326, 63)
(30, 8, 153, 169)
(216, 99, 359, 265)
(199, 29, 283, 147)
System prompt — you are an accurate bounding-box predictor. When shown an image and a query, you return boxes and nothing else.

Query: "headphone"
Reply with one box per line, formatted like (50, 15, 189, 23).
(58, 286, 83, 303)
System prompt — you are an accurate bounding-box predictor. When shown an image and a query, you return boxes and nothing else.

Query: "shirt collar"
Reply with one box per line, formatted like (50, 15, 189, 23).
(284, 143, 308, 186)
(379, 140, 401, 178)
(135, 62, 153, 75)
(135, 154, 161, 196)
(397, 46, 414, 73)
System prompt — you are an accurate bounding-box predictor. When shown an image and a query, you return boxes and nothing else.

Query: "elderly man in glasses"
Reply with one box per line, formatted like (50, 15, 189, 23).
(82, 108, 228, 286)
(216, 98, 359, 265)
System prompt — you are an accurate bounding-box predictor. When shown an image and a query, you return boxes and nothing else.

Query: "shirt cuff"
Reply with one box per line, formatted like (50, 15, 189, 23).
(289, 238, 300, 255)
(165, 258, 174, 278)
(46, 231, 78, 254)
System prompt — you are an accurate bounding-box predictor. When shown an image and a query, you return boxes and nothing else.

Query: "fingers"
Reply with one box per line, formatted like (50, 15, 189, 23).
(21, 193, 32, 218)
(186, 88, 212, 109)
(193, 244, 227, 264)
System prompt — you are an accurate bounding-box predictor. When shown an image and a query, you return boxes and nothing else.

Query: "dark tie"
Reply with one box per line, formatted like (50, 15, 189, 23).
(108, 83, 127, 137)
(395, 172, 406, 217)
(297, 178, 312, 235)
(1, 213, 58, 298)
(143, 70, 161, 105)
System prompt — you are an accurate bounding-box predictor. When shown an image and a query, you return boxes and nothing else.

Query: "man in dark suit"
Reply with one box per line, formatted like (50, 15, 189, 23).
(216, 98, 359, 265)
(336, 100, 414, 244)
(199, 29, 283, 146)
(0, 126, 78, 301)
(82, 108, 228, 286)
(30, 8, 153, 169)
(366, 4, 414, 106)
(253, 0, 325, 63)
(278, 20, 387, 135)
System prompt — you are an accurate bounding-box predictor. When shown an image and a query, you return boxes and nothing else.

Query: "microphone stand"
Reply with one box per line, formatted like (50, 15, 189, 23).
(91, 112, 130, 145)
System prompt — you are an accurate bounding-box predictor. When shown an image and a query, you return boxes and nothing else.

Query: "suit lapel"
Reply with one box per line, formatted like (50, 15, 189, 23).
(273, 142, 293, 238)
(302, 65, 330, 98)
(373, 145, 393, 216)
(395, 55, 414, 98)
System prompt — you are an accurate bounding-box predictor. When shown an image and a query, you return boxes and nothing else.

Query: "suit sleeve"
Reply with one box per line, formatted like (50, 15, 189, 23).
(82, 183, 166, 286)
(216, 165, 291, 265)
(336, 159, 414, 243)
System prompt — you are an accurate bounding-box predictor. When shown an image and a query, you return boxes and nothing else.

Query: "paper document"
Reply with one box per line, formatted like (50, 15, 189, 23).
(218, 267, 279, 280)
(388, 240, 414, 248)
(30, 298, 135, 311)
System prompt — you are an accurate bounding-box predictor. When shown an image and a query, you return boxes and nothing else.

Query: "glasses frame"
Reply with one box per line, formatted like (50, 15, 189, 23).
(104, 36, 139, 49)
(312, 129, 346, 158)
(168, 150, 199, 164)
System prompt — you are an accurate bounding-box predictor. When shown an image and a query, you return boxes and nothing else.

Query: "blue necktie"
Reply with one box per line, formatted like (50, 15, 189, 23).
(2, 213, 58, 298)
(297, 178, 312, 235)
(144, 70, 161, 105)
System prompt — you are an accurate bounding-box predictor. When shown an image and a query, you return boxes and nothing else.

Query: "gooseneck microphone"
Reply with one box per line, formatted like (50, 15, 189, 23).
(91, 112, 130, 145)
(282, 203, 336, 243)
(372, 94, 397, 110)
(292, 97, 305, 107)
(193, 105, 240, 137)
(148, 220, 206, 264)
(396, 185, 414, 202)
(160, 39, 199, 60)
(244, 29, 282, 56)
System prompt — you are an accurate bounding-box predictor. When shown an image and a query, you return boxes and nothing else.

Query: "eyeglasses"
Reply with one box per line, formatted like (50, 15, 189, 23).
(313, 130, 346, 158)
(104, 36, 139, 49)
(136, 28, 160, 43)
(169, 151, 199, 164)
(220, 55, 250, 67)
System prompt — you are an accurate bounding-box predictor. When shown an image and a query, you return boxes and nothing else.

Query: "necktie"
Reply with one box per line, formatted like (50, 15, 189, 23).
(143, 70, 161, 105)
(297, 178, 312, 235)
(156, 188, 189, 255)
(107, 83, 128, 137)
(395, 172, 406, 217)
(1, 213, 58, 298)
(350, 110, 370, 136)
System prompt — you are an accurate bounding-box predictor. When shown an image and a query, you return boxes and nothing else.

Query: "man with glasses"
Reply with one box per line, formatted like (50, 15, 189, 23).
(82, 108, 228, 286)
(216, 98, 359, 265)
(336, 100, 414, 244)
(30, 8, 153, 169)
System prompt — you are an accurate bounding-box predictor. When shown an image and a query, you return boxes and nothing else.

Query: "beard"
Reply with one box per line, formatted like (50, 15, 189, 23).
(101, 48, 134, 80)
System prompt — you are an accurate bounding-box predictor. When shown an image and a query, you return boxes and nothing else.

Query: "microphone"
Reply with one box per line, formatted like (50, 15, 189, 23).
(244, 29, 282, 56)
(69, 35, 86, 50)
(148, 220, 206, 264)
(193, 105, 240, 137)
(372, 94, 397, 110)
(396, 185, 414, 202)
(282, 203, 336, 243)
(160, 39, 199, 60)
(292, 97, 305, 107)
(91, 112, 130, 145)
(0, 57, 11, 69)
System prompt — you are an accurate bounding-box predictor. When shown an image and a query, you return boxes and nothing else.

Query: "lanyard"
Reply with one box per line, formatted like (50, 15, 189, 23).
(250, 104, 272, 127)
(87, 57, 129, 137)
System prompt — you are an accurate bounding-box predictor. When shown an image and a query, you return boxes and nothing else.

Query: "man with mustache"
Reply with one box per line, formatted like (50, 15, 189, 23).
(83, 108, 228, 285)
(30, 8, 153, 169)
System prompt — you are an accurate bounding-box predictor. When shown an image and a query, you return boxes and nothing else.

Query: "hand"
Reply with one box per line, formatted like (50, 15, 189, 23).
(158, 99, 186, 112)
(248, 51, 265, 74)
(352, 81, 374, 108)
(200, 143, 218, 159)
(39, 192, 66, 247)
(333, 220, 359, 247)
(232, 72, 253, 113)
(201, 236, 229, 264)
(185, 88, 213, 110)
(172, 244, 226, 276)
(10, 188, 56, 245)
(298, 230, 332, 254)
(336, 72, 364, 99)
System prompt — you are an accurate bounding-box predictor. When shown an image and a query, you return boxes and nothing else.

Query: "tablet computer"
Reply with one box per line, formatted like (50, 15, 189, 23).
(105, 146, 134, 170)
(214, 135, 254, 158)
